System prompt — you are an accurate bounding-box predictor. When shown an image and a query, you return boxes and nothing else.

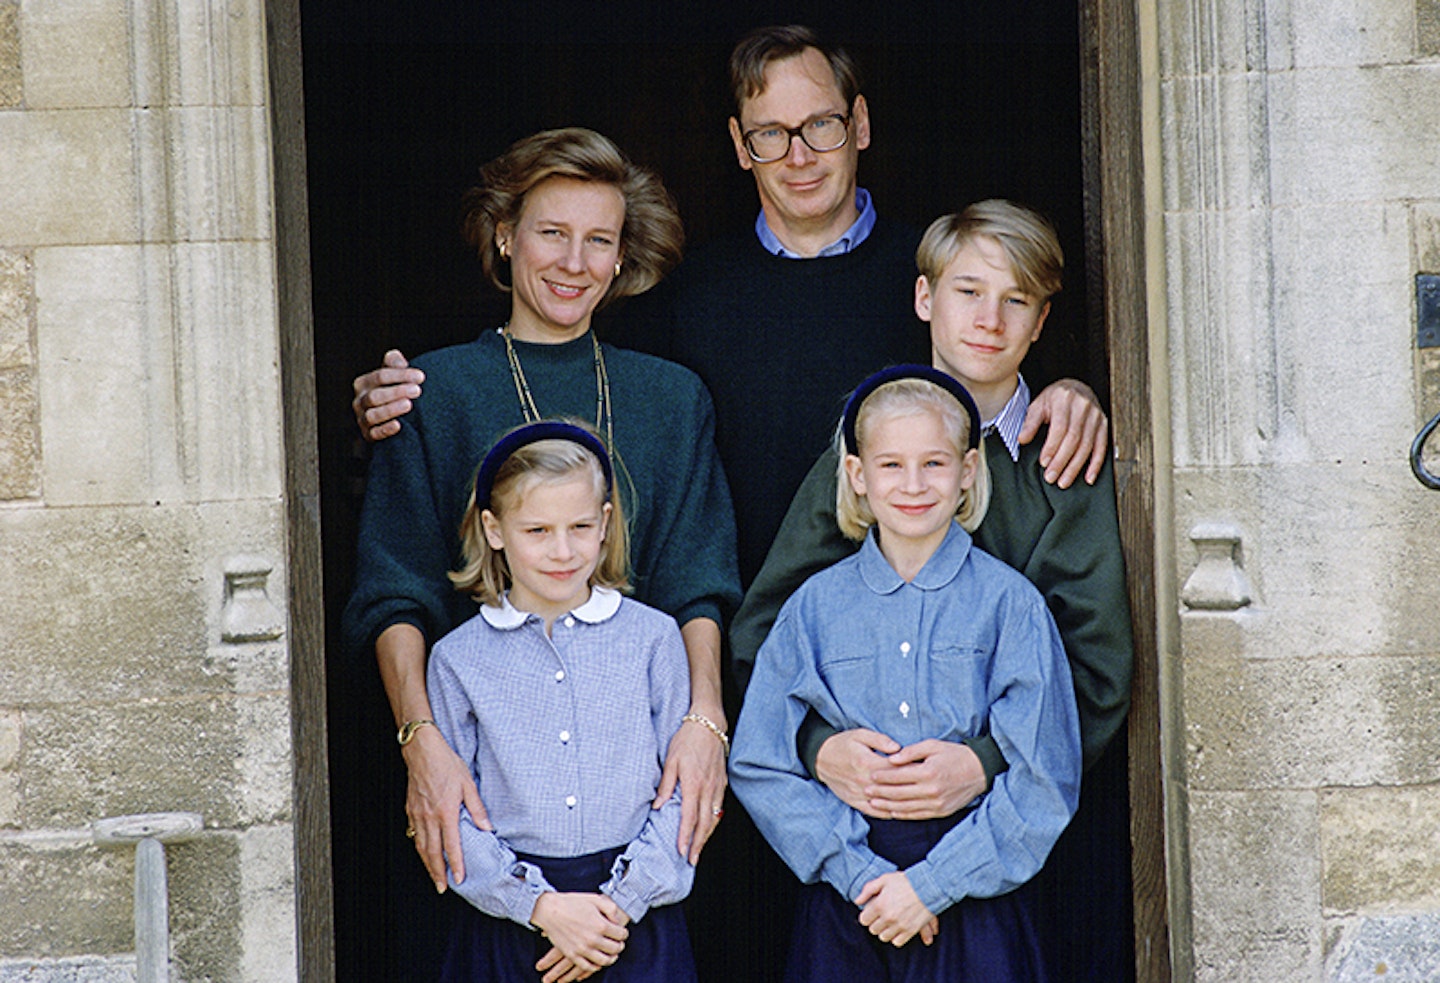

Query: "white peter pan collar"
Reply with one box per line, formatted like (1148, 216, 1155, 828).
(479, 585, 623, 630)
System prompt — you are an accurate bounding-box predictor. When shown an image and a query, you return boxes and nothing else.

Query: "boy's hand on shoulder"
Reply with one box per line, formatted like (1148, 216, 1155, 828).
(855, 871, 936, 947)
(815, 729, 902, 816)
(532, 892, 629, 983)
(867, 740, 985, 819)
(1020, 378, 1109, 487)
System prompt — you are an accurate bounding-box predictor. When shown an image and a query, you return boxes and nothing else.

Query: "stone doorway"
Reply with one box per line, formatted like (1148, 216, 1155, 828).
(269, 2, 1167, 979)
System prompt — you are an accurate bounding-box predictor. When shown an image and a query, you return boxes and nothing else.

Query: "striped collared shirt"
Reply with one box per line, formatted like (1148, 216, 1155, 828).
(984, 375, 1032, 462)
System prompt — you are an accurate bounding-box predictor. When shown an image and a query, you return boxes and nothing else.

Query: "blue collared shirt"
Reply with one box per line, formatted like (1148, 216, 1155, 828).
(730, 523, 1080, 916)
(984, 375, 1032, 462)
(427, 587, 694, 925)
(755, 187, 877, 258)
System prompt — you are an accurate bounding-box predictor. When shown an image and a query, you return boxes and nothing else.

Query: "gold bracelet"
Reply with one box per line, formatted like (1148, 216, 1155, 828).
(397, 719, 435, 746)
(682, 712, 730, 759)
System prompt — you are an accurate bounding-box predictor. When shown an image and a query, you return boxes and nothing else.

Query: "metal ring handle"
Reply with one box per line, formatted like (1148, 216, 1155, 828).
(1411, 410, 1440, 489)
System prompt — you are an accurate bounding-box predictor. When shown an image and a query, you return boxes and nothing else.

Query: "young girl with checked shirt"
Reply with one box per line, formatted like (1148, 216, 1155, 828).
(426, 420, 696, 983)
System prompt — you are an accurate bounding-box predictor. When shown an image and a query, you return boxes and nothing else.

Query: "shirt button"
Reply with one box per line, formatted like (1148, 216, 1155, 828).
(564, 616, 575, 628)
(554, 670, 566, 682)
(559, 730, 571, 744)
(900, 642, 911, 655)
(565, 795, 577, 808)
(899, 701, 911, 718)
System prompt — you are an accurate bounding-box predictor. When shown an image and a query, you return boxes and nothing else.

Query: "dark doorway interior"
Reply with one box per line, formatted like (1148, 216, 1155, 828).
(301, 3, 1116, 980)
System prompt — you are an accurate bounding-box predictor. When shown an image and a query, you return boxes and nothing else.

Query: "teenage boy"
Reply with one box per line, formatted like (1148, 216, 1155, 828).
(730, 200, 1134, 982)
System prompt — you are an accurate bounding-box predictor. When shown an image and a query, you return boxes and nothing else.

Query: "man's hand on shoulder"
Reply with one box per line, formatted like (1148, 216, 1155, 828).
(353, 349, 425, 442)
(1019, 378, 1109, 488)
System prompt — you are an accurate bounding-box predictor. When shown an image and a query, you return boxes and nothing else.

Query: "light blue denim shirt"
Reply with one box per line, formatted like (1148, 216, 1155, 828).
(730, 523, 1080, 916)
(755, 187, 876, 258)
(427, 587, 694, 926)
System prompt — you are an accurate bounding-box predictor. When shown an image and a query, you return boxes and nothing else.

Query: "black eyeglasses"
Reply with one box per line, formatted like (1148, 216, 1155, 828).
(741, 114, 851, 163)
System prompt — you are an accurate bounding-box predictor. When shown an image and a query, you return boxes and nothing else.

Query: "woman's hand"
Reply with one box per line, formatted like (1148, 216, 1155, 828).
(855, 871, 936, 947)
(403, 724, 488, 892)
(654, 713, 728, 864)
(531, 892, 630, 983)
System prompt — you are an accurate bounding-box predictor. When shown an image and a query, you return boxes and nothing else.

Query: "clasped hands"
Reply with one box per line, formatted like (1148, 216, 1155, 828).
(816, 728, 987, 947)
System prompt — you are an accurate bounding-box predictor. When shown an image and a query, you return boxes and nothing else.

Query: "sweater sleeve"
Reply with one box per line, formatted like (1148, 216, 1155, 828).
(730, 445, 858, 694)
(341, 396, 464, 656)
(1028, 455, 1135, 769)
(626, 364, 741, 630)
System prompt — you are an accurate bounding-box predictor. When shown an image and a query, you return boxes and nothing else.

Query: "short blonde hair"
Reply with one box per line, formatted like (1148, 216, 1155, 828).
(450, 426, 630, 607)
(916, 199, 1063, 302)
(835, 378, 991, 540)
(461, 127, 684, 306)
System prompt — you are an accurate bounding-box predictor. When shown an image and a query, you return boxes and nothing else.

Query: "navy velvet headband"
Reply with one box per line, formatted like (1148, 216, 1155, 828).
(474, 421, 614, 511)
(841, 365, 982, 456)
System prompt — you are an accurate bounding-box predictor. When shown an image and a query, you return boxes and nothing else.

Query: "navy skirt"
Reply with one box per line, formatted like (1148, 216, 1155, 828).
(438, 846, 696, 983)
(784, 814, 1048, 983)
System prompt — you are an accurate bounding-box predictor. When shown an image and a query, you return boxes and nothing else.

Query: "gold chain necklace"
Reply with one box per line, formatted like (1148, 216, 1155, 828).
(501, 326, 615, 455)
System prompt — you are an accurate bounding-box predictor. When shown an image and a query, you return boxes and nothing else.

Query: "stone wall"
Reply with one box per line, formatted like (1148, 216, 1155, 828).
(1157, 0, 1440, 979)
(0, 1, 297, 980)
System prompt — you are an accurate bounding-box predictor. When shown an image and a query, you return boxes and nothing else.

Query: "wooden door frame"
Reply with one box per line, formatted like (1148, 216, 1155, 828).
(1079, 0, 1172, 979)
(265, 1, 1171, 978)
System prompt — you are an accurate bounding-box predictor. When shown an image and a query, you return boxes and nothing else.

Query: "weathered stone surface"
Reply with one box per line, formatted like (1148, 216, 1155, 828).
(34, 244, 284, 506)
(0, 837, 132, 958)
(0, 501, 290, 713)
(1183, 653, 1440, 789)
(1269, 66, 1440, 206)
(20, 698, 245, 828)
(0, 249, 32, 369)
(0, 112, 136, 246)
(1418, 201, 1440, 272)
(1419, 0, 1440, 58)
(0, 955, 138, 982)
(0, 368, 41, 500)
(0, 505, 212, 706)
(1326, 911, 1440, 982)
(18, 0, 129, 109)
(238, 825, 296, 982)
(0, 711, 17, 828)
(1285, 0, 1414, 68)
(1320, 786, 1440, 913)
(168, 832, 243, 983)
(0, 3, 18, 108)
(1189, 790, 1323, 981)
(1175, 465, 1440, 664)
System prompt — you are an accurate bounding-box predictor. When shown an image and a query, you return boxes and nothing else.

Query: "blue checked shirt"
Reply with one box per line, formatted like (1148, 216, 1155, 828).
(730, 523, 1080, 916)
(426, 587, 694, 926)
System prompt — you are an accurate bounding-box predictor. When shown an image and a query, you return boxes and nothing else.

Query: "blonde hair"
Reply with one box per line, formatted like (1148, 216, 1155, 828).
(461, 127, 684, 306)
(916, 199, 1063, 302)
(835, 378, 991, 540)
(450, 430, 631, 606)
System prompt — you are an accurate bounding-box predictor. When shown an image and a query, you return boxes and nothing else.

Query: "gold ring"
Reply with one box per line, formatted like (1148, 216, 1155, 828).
(405, 826, 416, 838)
